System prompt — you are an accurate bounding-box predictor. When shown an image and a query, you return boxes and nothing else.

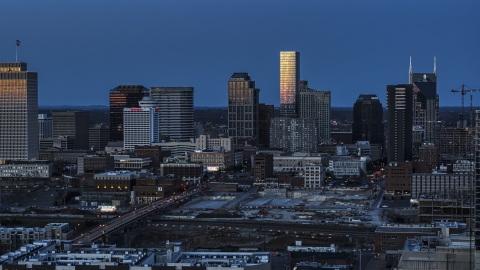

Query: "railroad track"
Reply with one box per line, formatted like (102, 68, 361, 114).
(151, 218, 375, 236)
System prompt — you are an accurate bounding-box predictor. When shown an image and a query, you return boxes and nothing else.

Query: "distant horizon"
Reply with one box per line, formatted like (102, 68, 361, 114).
(38, 104, 473, 109)
(2, 2, 478, 107)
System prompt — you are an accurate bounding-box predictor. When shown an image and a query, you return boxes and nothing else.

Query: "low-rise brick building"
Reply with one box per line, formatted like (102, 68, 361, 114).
(94, 171, 137, 192)
(133, 177, 182, 204)
(160, 160, 203, 182)
(77, 155, 114, 174)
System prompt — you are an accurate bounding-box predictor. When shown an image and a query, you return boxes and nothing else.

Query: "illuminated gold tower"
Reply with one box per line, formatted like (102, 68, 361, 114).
(0, 62, 38, 159)
(280, 51, 300, 117)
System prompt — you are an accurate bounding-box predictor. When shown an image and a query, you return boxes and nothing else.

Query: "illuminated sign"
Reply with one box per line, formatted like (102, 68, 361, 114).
(98, 205, 117, 212)
(206, 166, 219, 172)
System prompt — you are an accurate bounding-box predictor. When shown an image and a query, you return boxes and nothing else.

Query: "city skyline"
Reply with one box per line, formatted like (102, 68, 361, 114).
(1, 1, 479, 107)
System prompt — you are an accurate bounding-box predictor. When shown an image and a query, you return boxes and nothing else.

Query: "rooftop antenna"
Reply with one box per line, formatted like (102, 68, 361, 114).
(409, 55, 412, 74)
(433, 56, 436, 75)
(15, 40, 20, 62)
(409, 55, 412, 84)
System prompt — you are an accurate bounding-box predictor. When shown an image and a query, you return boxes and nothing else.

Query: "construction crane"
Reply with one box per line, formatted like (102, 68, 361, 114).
(451, 84, 480, 127)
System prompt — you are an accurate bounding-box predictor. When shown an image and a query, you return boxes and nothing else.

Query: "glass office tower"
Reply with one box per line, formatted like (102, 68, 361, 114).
(280, 51, 300, 117)
(150, 87, 194, 142)
(109, 85, 149, 142)
(228, 73, 260, 146)
(0, 62, 38, 160)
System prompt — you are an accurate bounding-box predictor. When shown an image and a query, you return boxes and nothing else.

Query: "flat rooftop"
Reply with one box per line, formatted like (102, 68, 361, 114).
(376, 225, 436, 233)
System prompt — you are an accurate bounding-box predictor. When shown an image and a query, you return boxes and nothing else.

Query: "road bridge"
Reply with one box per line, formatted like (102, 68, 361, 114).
(72, 187, 207, 243)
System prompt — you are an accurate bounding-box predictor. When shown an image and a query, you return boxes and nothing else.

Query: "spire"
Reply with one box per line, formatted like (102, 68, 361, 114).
(409, 55, 412, 74)
(433, 56, 436, 75)
(409, 55, 412, 84)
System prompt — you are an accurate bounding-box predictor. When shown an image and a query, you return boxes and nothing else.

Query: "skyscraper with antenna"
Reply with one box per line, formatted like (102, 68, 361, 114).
(409, 56, 438, 145)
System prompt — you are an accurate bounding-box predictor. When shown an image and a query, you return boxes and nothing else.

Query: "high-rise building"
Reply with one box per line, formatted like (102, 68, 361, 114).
(436, 126, 474, 165)
(253, 153, 273, 183)
(227, 73, 260, 146)
(417, 143, 437, 166)
(150, 87, 194, 142)
(123, 97, 160, 150)
(387, 84, 413, 162)
(258, 104, 274, 147)
(109, 85, 149, 142)
(270, 118, 318, 153)
(52, 111, 89, 150)
(298, 80, 331, 144)
(89, 124, 110, 151)
(475, 110, 480, 267)
(38, 114, 52, 140)
(409, 57, 438, 142)
(352, 94, 383, 145)
(280, 51, 300, 117)
(0, 62, 38, 160)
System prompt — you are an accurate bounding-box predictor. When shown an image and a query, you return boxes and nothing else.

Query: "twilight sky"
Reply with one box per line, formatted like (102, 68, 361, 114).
(1, 1, 479, 107)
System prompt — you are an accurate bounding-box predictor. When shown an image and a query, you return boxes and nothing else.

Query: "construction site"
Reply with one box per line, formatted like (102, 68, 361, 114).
(410, 166, 474, 224)
(416, 190, 473, 224)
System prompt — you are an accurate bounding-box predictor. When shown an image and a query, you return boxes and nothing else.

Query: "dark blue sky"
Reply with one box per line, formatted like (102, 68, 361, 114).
(1, 1, 479, 107)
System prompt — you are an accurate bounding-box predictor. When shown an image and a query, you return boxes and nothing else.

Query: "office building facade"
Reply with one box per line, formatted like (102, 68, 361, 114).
(270, 118, 318, 153)
(417, 143, 438, 166)
(160, 161, 203, 182)
(475, 110, 480, 265)
(123, 97, 160, 151)
(39, 136, 74, 150)
(77, 155, 114, 174)
(258, 103, 274, 147)
(352, 94, 383, 145)
(150, 86, 194, 141)
(0, 62, 38, 160)
(299, 80, 331, 143)
(190, 150, 232, 171)
(253, 153, 274, 183)
(228, 73, 260, 146)
(38, 114, 52, 140)
(387, 84, 413, 162)
(196, 134, 233, 152)
(89, 124, 110, 151)
(134, 145, 169, 167)
(109, 85, 149, 142)
(52, 111, 89, 150)
(409, 58, 438, 142)
(280, 51, 300, 117)
(384, 161, 431, 199)
(436, 126, 474, 165)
